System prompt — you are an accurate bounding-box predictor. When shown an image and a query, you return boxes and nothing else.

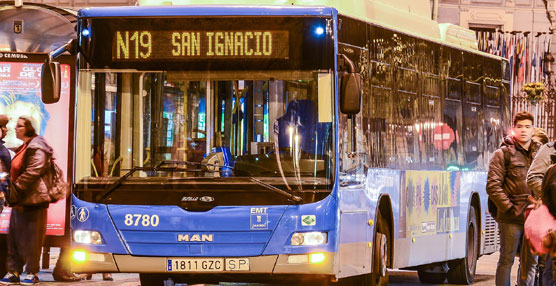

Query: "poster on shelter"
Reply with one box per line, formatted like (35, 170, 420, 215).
(0, 61, 70, 236)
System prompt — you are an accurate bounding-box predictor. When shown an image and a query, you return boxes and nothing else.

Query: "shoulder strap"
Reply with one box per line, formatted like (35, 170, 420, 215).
(501, 146, 511, 169)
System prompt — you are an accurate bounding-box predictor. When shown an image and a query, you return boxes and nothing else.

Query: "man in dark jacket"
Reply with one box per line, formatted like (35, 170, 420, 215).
(487, 111, 540, 286)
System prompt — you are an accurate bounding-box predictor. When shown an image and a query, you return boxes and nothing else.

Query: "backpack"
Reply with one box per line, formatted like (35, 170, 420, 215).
(487, 146, 511, 218)
(47, 157, 68, 203)
(7, 156, 68, 206)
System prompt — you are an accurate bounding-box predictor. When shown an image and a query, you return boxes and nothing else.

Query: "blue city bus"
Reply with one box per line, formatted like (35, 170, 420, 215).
(42, 0, 509, 285)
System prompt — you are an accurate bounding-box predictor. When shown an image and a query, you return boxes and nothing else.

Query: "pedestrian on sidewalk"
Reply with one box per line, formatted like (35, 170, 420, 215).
(487, 111, 541, 286)
(0, 115, 12, 279)
(528, 130, 556, 286)
(0, 116, 55, 285)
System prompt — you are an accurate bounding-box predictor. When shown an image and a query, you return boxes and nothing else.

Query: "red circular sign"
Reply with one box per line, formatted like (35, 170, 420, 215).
(433, 124, 455, 150)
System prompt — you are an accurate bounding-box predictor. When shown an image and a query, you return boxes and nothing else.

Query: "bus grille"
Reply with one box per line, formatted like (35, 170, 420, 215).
(483, 212, 500, 253)
(119, 230, 272, 257)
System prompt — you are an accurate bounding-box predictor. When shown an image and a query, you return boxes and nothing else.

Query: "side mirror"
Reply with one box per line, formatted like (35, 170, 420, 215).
(340, 73, 362, 114)
(40, 38, 76, 104)
(41, 60, 61, 104)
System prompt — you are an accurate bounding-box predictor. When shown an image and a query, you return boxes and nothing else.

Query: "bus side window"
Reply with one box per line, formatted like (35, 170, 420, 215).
(368, 25, 393, 168)
(463, 53, 485, 169)
(393, 34, 419, 168)
(443, 48, 464, 169)
(418, 41, 442, 169)
(484, 58, 502, 165)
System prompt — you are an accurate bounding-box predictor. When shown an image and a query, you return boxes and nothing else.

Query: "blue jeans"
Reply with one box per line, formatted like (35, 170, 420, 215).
(496, 222, 537, 286)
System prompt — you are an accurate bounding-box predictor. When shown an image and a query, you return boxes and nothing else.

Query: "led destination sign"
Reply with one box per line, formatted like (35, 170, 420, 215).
(113, 30, 289, 61)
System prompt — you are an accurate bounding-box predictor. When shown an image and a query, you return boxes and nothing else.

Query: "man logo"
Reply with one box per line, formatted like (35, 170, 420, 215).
(199, 196, 215, 202)
(13, 20, 23, 34)
(178, 234, 214, 242)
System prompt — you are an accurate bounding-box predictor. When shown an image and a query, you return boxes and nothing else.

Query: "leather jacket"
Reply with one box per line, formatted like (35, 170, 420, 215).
(486, 136, 540, 224)
(13, 136, 53, 208)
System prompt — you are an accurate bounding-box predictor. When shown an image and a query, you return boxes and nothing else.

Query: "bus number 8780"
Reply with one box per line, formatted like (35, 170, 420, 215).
(124, 214, 160, 227)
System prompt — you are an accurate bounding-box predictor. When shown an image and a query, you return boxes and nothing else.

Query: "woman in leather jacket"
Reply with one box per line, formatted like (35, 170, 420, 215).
(0, 115, 54, 285)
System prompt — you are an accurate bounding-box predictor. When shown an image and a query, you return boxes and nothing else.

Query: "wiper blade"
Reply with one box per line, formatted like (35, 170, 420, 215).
(96, 166, 147, 202)
(155, 160, 234, 170)
(249, 177, 303, 204)
(96, 165, 216, 202)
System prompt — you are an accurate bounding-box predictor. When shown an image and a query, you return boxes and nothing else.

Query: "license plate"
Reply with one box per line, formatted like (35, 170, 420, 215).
(225, 258, 250, 271)
(167, 258, 250, 272)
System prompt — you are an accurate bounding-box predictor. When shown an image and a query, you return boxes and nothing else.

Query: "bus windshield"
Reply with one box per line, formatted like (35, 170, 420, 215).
(74, 70, 335, 205)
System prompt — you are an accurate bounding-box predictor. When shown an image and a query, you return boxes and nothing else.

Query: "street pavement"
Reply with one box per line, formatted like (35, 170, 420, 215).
(33, 249, 516, 285)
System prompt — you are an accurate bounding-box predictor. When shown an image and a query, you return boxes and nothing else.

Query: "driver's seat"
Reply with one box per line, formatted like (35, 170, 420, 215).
(274, 99, 318, 154)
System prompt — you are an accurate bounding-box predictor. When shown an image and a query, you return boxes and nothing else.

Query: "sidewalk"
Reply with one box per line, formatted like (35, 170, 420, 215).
(35, 248, 139, 286)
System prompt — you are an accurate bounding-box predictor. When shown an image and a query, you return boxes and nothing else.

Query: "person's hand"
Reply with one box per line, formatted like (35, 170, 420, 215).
(544, 230, 556, 256)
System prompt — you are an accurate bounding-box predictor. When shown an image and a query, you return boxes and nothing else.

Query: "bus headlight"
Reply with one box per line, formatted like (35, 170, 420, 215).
(290, 232, 327, 246)
(73, 230, 102, 245)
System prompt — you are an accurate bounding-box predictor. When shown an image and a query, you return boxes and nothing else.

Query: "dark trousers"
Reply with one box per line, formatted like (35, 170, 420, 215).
(7, 207, 47, 274)
(544, 255, 555, 286)
(0, 234, 7, 277)
(496, 222, 537, 286)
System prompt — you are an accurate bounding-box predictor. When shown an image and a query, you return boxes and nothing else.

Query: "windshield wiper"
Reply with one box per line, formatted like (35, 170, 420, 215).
(96, 166, 150, 202)
(155, 160, 234, 170)
(249, 177, 303, 204)
(95, 165, 211, 202)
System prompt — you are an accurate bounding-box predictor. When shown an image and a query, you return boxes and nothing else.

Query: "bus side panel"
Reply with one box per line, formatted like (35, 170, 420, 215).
(394, 171, 467, 268)
(337, 169, 400, 278)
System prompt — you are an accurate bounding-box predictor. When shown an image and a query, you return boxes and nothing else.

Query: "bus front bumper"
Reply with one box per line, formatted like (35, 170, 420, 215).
(71, 252, 336, 275)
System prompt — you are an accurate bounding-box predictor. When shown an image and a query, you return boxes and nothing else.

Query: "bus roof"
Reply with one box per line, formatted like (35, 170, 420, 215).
(80, 1, 498, 58)
(132, 0, 440, 40)
(78, 5, 333, 17)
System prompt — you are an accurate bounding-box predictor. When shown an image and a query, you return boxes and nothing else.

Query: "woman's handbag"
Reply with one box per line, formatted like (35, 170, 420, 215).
(7, 181, 21, 206)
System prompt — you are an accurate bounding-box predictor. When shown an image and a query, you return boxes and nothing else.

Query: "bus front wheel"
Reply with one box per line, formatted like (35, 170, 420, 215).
(139, 274, 166, 286)
(370, 212, 389, 286)
(447, 205, 478, 284)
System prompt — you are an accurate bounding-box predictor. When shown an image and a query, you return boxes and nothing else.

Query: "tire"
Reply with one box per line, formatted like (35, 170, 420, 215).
(370, 211, 389, 286)
(417, 270, 447, 284)
(334, 274, 370, 286)
(139, 274, 166, 286)
(447, 205, 479, 284)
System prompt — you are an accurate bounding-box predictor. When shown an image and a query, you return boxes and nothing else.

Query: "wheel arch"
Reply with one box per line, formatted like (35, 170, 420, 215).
(376, 194, 394, 268)
(468, 191, 481, 259)
(468, 192, 481, 239)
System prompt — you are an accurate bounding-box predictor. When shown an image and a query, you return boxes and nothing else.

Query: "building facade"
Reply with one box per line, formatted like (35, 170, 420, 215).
(437, 0, 551, 33)
(437, 0, 556, 138)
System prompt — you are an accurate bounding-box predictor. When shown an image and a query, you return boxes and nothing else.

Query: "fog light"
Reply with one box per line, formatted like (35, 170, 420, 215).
(73, 250, 86, 262)
(287, 254, 308, 264)
(309, 252, 326, 264)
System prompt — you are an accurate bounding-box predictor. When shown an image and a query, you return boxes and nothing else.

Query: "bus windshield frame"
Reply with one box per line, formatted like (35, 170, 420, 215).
(73, 14, 336, 207)
(74, 68, 336, 207)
